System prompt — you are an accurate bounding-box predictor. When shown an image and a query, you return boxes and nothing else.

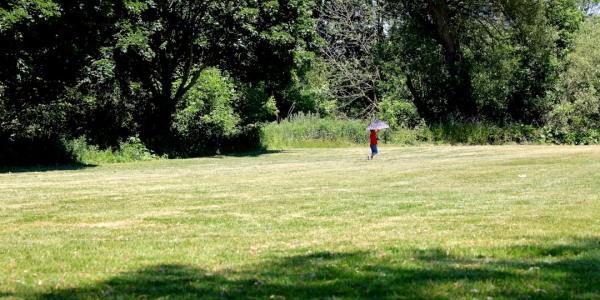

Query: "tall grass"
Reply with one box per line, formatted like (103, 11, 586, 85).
(261, 113, 368, 148)
(261, 114, 544, 149)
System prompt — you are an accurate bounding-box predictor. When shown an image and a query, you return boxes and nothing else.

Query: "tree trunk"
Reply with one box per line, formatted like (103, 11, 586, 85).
(427, 1, 477, 120)
(139, 63, 177, 153)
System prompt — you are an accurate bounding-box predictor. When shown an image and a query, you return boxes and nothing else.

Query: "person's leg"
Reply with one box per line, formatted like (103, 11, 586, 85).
(370, 144, 378, 159)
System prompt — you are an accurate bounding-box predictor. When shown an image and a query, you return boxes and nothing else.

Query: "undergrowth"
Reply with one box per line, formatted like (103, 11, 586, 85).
(66, 136, 163, 165)
(261, 113, 545, 149)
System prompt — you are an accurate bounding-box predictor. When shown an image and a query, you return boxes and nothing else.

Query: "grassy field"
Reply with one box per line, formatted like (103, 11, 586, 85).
(1, 146, 599, 299)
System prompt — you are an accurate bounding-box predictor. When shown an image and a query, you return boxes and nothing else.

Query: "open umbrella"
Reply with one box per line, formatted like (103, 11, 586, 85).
(366, 120, 390, 131)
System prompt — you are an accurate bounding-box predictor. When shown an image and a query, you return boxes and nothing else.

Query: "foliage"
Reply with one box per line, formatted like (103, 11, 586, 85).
(171, 68, 241, 156)
(316, 0, 385, 117)
(428, 123, 541, 145)
(261, 114, 541, 149)
(1, 0, 599, 166)
(226, 0, 320, 117)
(65, 48, 136, 148)
(0, 0, 318, 165)
(544, 18, 600, 144)
(0, 0, 127, 165)
(385, 0, 584, 123)
(104, 0, 318, 152)
(108, 0, 235, 150)
(67, 136, 161, 165)
(377, 95, 421, 129)
(0, 0, 77, 167)
(261, 113, 369, 148)
(0, 0, 60, 31)
(282, 59, 336, 116)
(0, 135, 75, 167)
(236, 82, 279, 125)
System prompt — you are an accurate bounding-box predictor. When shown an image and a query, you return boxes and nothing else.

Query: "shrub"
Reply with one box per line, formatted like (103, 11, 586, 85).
(171, 68, 241, 155)
(283, 60, 337, 116)
(544, 18, 600, 144)
(429, 123, 540, 145)
(237, 82, 279, 125)
(0, 136, 76, 167)
(67, 136, 161, 165)
(0, 97, 75, 166)
(220, 125, 265, 154)
(377, 95, 421, 129)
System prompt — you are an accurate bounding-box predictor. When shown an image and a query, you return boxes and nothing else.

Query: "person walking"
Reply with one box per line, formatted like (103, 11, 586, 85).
(366, 120, 388, 160)
(369, 129, 378, 160)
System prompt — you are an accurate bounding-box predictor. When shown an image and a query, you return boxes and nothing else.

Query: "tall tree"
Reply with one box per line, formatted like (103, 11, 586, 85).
(387, 0, 479, 120)
(0, 0, 123, 164)
(386, 0, 583, 123)
(316, 0, 386, 117)
(111, 0, 318, 152)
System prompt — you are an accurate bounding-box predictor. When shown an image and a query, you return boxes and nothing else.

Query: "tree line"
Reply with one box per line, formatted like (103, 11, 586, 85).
(1, 0, 599, 165)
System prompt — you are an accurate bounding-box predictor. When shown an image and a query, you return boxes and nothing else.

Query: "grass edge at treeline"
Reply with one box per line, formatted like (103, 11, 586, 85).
(45, 120, 600, 163)
(261, 117, 551, 149)
(3, 117, 596, 169)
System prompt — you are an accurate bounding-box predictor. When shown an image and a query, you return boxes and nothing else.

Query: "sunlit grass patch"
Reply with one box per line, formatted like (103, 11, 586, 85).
(1, 146, 599, 299)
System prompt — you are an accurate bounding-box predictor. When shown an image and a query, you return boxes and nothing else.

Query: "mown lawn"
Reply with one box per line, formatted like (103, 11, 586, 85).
(1, 146, 599, 299)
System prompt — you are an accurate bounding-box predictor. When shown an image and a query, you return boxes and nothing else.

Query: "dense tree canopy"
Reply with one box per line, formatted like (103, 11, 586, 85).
(1, 0, 599, 165)
(1, 0, 318, 160)
(383, 0, 585, 122)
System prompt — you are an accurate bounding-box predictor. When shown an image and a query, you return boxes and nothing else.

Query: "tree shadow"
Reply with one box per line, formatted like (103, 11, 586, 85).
(37, 238, 600, 299)
(0, 163, 97, 174)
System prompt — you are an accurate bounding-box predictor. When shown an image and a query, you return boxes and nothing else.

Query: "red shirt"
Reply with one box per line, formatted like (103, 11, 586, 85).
(370, 131, 377, 145)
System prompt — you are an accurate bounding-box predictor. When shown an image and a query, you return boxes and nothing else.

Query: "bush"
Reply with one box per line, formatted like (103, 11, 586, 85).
(67, 136, 161, 165)
(544, 99, 600, 144)
(0, 98, 76, 166)
(237, 82, 279, 125)
(377, 95, 421, 128)
(220, 125, 266, 154)
(171, 68, 241, 155)
(428, 123, 540, 145)
(0, 134, 161, 168)
(544, 18, 600, 144)
(0, 135, 76, 168)
(283, 60, 337, 116)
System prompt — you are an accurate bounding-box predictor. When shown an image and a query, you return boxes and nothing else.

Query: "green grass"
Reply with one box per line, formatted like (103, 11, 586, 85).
(1, 146, 599, 299)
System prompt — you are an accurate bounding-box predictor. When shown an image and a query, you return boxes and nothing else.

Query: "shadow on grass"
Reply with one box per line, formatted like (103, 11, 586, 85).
(37, 238, 600, 299)
(0, 163, 97, 174)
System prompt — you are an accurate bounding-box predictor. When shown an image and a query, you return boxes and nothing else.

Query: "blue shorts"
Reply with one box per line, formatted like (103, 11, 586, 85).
(370, 144, 378, 155)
